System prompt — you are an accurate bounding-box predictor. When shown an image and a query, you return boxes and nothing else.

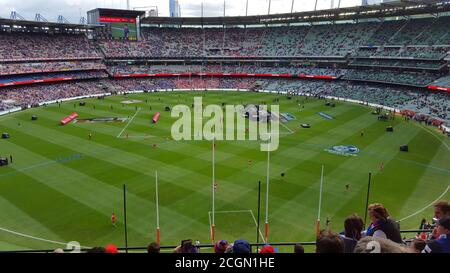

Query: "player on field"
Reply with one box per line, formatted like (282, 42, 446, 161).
(111, 212, 117, 227)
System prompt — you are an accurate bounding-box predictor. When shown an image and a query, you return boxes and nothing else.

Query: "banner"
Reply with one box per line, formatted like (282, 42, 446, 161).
(60, 113, 79, 126)
(0, 77, 74, 87)
(428, 85, 450, 92)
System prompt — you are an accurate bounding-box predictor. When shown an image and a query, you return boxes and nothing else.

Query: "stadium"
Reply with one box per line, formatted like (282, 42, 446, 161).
(0, 0, 449, 256)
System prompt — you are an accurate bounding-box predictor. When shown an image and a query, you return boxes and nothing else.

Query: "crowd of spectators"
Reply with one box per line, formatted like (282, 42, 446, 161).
(98, 16, 450, 59)
(0, 70, 108, 85)
(109, 63, 449, 88)
(0, 61, 106, 77)
(342, 69, 443, 87)
(0, 32, 107, 94)
(350, 59, 446, 70)
(0, 32, 101, 61)
(109, 64, 347, 77)
(363, 16, 450, 47)
(1, 77, 448, 123)
(100, 24, 371, 58)
(354, 46, 449, 62)
(0, 81, 107, 111)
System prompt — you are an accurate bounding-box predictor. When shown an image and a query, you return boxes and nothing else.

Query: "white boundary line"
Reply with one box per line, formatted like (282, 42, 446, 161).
(119, 135, 158, 139)
(117, 108, 141, 138)
(0, 226, 90, 249)
(398, 184, 450, 222)
(248, 210, 266, 244)
(208, 210, 266, 243)
(279, 122, 295, 134)
(414, 123, 450, 152)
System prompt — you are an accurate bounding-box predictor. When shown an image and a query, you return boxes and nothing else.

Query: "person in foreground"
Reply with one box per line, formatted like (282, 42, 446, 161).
(316, 231, 344, 253)
(364, 203, 402, 243)
(422, 217, 450, 253)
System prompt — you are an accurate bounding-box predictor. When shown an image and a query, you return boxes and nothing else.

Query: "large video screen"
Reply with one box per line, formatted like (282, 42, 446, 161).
(99, 16, 138, 40)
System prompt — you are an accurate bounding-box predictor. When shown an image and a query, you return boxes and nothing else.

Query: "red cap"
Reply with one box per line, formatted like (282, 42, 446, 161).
(105, 244, 118, 254)
(260, 245, 275, 254)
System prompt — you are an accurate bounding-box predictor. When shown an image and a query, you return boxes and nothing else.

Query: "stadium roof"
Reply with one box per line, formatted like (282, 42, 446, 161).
(0, 18, 101, 29)
(141, 0, 450, 26)
(87, 8, 146, 18)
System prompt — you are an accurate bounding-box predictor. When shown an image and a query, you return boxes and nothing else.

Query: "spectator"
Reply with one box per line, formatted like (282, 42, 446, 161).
(354, 236, 411, 253)
(316, 231, 345, 253)
(214, 240, 229, 254)
(174, 239, 199, 253)
(433, 200, 450, 221)
(431, 200, 450, 239)
(147, 242, 160, 253)
(294, 243, 304, 254)
(364, 203, 403, 243)
(341, 214, 364, 253)
(232, 240, 251, 254)
(259, 245, 276, 254)
(422, 217, 450, 253)
(105, 244, 118, 254)
(86, 247, 106, 253)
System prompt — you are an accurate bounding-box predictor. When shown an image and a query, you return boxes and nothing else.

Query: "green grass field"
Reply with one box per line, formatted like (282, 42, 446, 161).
(0, 91, 449, 252)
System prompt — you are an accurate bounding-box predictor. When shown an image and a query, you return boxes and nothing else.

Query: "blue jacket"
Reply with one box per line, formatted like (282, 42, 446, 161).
(423, 234, 450, 253)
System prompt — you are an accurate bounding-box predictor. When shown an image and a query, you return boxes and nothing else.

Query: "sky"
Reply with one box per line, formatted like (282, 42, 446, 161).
(0, 0, 372, 23)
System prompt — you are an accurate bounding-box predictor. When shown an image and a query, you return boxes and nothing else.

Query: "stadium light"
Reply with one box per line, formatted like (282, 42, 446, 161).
(223, 0, 226, 17)
(246, 0, 249, 16)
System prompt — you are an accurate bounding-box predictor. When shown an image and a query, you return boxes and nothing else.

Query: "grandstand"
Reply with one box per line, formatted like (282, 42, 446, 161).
(0, 0, 449, 255)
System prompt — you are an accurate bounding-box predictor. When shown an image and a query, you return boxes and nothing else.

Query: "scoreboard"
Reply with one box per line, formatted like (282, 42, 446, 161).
(99, 16, 138, 40)
(87, 9, 145, 41)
